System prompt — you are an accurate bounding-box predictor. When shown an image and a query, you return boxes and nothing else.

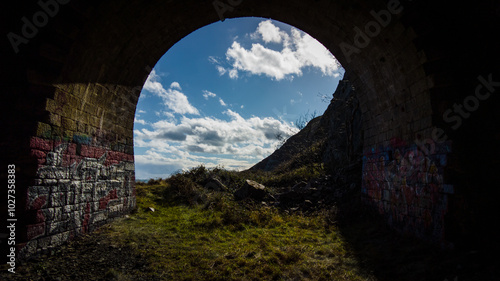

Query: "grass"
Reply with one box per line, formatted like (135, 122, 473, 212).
(103, 177, 374, 280)
(5, 166, 487, 280)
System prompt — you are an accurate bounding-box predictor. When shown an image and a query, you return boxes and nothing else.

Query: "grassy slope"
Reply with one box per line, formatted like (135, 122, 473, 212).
(103, 182, 372, 280)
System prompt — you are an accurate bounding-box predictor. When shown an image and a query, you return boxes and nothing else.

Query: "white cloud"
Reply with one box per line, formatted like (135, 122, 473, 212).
(240, 105, 244, 109)
(134, 109, 299, 177)
(216, 65, 227, 76)
(170, 81, 182, 90)
(144, 70, 199, 115)
(203, 90, 217, 100)
(251, 20, 290, 45)
(219, 98, 227, 107)
(225, 20, 340, 81)
(134, 117, 148, 125)
(208, 56, 220, 64)
(228, 69, 239, 79)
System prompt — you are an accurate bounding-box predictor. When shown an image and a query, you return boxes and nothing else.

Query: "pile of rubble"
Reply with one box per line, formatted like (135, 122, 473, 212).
(230, 175, 358, 214)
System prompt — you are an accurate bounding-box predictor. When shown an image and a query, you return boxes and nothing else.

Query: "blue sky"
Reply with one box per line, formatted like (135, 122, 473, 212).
(133, 18, 344, 179)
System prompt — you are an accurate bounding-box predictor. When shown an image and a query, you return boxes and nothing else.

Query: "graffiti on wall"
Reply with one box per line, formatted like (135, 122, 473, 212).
(362, 137, 453, 247)
(20, 137, 136, 257)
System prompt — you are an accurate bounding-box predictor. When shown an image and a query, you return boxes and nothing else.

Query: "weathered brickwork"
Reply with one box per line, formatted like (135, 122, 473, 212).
(362, 139, 454, 247)
(20, 136, 136, 258)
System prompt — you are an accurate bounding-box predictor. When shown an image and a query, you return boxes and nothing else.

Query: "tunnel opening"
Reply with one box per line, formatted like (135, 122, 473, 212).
(132, 17, 345, 180)
(1, 2, 498, 276)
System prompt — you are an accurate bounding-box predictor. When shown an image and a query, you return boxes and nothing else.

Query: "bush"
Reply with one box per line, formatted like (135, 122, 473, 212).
(147, 178, 162, 185)
(163, 173, 207, 206)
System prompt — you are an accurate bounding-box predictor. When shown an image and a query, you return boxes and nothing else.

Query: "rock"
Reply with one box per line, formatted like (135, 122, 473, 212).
(234, 179, 267, 201)
(204, 178, 226, 191)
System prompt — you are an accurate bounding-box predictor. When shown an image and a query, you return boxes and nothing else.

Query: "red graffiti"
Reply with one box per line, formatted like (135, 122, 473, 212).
(26, 222, 45, 240)
(82, 202, 90, 233)
(99, 189, 118, 210)
(30, 195, 47, 210)
(23, 136, 136, 257)
(362, 142, 452, 244)
(30, 137, 134, 168)
(35, 209, 45, 223)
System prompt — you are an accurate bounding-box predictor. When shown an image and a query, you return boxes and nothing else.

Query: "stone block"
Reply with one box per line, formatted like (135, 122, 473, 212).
(61, 117, 77, 131)
(58, 179, 71, 191)
(55, 207, 64, 221)
(47, 221, 67, 235)
(64, 130, 75, 140)
(124, 161, 135, 171)
(82, 183, 94, 193)
(52, 231, 70, 246)
(67, 191, 75, 204)
(48, 113, 61, 127)
(49, 192, 66, 207)
(92, 212, 107, 223)
(26, 222, 45, 240)
(36, 122, 52, 138)
(76, 121, 87, 133)
(37, 236, 52, 249)
(45, 98, 58, 113)
(63, 205, 74, 213)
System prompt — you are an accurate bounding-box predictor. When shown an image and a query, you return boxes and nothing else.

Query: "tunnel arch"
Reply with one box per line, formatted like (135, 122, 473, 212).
(1, 0, 498, 259)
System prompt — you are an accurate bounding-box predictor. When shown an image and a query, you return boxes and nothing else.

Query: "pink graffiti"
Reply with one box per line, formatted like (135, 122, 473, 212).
(363, 140, 452, 245)
(23, 137, 136, 249)
(99, 189, 118, 210)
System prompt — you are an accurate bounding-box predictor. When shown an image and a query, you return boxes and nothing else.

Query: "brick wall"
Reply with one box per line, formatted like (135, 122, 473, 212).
(362, 139, 454, 247)
(20, 133, 136, 258)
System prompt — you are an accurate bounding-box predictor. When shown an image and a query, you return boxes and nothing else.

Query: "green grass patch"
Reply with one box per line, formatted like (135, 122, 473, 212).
(101, 179, 373, 280)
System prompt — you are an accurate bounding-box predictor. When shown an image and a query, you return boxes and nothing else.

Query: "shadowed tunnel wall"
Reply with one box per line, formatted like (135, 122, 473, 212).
(1, 0, 499, 259)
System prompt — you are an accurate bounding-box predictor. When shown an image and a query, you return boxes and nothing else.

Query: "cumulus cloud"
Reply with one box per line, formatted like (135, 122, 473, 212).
(134, 109, 298, 162)
(251, 20, 290, 45)
(133, 109, 299, 178)
(224, 20, 340, 81)
(143, 70, 199, 115)
(134, 117, 148, 125)
(202, 90, 217, 100)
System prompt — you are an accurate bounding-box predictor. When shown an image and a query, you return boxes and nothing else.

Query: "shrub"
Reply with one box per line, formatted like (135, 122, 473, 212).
(147, 178, 162, 185)
(163, 173, 207, 206)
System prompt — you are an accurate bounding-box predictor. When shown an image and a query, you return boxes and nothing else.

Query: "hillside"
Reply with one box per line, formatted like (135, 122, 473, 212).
(251, 79, 362, 174)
